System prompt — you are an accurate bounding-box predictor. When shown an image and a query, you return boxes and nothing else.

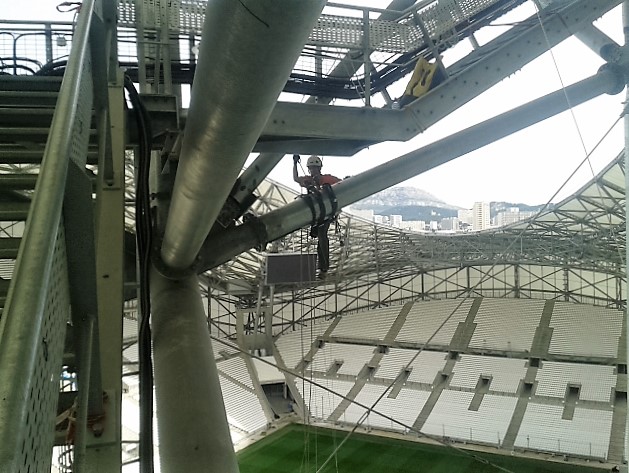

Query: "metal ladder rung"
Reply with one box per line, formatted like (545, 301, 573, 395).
(0, 238, 21, 259)
(0, 202, 31, 221)
(0, 174, 39, 190)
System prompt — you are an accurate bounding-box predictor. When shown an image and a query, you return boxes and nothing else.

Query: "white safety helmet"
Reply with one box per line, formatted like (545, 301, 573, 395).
(307, 155, 323, 168)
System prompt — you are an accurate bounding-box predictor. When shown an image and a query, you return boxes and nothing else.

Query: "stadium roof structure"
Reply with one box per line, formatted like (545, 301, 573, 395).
(204, 150, 626, 325)
(1, 0, 628, 471)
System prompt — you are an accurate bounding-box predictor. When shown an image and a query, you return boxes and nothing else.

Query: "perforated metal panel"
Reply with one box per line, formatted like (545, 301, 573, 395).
(310, 15, 422, 53)
(16, 224, 70, 472)
(116, 0, 502, 53)
(70, 55, 93, 169)
(118, 0, 200, 32)
(0, 2, 95, 468)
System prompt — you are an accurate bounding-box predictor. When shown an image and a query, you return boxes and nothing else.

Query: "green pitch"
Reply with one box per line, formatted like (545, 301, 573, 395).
(237, 424, 607, 473)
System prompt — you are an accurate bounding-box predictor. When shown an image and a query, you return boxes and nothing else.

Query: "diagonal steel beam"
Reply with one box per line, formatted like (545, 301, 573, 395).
(193, 66, 624, 274)
(250, 0, 621, 151)
(160, 0, 326, 271)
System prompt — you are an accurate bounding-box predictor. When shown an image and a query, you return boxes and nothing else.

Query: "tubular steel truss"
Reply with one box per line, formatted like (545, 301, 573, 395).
(204, 151, 626, 338)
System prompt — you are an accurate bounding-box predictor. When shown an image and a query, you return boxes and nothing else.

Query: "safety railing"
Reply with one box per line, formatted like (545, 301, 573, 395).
(1, 0, 520, 101)
(0, 0, 99, 471)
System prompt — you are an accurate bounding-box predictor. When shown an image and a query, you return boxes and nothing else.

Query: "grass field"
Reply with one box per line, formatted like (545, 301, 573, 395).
(237, 424, 607, 473)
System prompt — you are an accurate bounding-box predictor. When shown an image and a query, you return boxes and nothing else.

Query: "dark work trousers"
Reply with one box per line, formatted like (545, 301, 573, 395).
(316, 220, 332, 271)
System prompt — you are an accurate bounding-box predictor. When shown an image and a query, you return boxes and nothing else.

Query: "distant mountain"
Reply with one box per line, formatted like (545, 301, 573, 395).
(490, 201, 548, 217)
(349, 186, 547, 222)
(350, 187, 461, 222)
(351, 187, 461, 211)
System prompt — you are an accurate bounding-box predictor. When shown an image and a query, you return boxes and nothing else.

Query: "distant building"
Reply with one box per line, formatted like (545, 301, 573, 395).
(473, 202, 490, 231)
(495, 207, 537, 227)
(403, 220, 426, 232)
(440, 217, 459, 231)
(457, 209, 473, 227)
(374, 215, 385, 224)
(390, 215, 403, 228)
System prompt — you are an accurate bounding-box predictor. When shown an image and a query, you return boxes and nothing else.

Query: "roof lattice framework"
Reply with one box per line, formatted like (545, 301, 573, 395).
(206, 152, 626, 309)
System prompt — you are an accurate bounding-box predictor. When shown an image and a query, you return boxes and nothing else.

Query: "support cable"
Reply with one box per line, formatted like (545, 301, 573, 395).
(305, 11, 628, 468)
(124, 76, 154, 473)
(535, 2, 625, 279)
(534, 4, 604, 180)
(211, 335, 517, 473)
(312, 103, 624, 473)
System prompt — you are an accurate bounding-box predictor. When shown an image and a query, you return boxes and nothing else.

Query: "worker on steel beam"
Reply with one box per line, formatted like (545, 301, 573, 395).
(293, 154, 340, 277)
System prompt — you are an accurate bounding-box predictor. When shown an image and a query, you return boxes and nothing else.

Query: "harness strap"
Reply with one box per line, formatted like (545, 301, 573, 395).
(299, 193, 317, 226)
(321, 183, 338, 216)
(313, 189, 327, 226)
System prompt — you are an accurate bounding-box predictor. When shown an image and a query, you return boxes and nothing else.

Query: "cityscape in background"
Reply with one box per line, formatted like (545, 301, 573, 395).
(347, 187, 543, 233)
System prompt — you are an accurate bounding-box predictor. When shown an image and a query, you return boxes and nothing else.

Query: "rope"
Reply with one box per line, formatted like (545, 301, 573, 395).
(312, 11, 626, 469)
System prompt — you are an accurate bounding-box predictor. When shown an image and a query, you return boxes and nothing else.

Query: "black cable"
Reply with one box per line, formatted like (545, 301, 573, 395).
(124, 75, 154, 473)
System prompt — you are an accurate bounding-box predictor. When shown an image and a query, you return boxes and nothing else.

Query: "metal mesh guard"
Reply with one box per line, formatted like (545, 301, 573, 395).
(16, 225, 70, 472)
(116, 0, 501, 53)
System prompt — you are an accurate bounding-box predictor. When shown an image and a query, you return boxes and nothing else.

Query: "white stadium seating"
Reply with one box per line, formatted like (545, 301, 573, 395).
(469, 299, 544, 352)
(515, 403, 612, 459)
(274, 320, 332, 370)
(549, 303, 623, 357)
(217, 356, 254, 389)
(449, 355, 527, 393)
(268, 299, 620, 462)
(340, 384, 430, 432)
(295, 378, 355, 421)
(535, 361, 616, 402)
(422, 390, 517, 446)
(332, 306, 403, 341)
(218, 375, 268, 434)
(397, 299, 473, 346)
(308, 343, 376, 376)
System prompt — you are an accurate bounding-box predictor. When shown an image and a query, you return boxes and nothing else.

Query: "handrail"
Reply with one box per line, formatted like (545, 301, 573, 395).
(0, 0, 96, 469)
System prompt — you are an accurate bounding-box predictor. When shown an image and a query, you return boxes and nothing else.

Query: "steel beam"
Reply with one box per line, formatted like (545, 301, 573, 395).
(0, 0, 95, 469)
(146, 1, 620, 157)
(196, 66, 625, 272)
(160, 0, 326, 271)
(151, 268, 239, 473)
(623, 1, 629, 465)
(250, 0, 621, 151)
(575, 24, 620, 59)
(86, 69, 126, 471)
(214, 0, 419, 227)
(222, 0, 418, 224)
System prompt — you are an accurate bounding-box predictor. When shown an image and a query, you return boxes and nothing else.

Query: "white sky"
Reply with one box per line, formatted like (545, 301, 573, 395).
(5, 1, 626, 209)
